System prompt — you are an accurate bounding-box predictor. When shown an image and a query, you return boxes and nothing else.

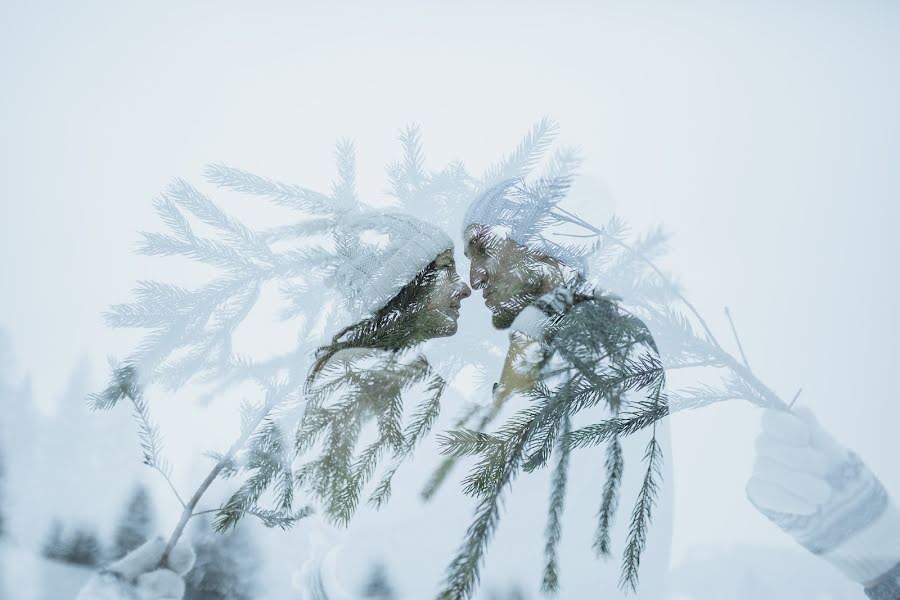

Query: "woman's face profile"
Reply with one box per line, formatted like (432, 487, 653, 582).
(422, 249, 471, 337)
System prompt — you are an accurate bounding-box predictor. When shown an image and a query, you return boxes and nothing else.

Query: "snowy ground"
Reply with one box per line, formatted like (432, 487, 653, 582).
(0, 540, 92, 600)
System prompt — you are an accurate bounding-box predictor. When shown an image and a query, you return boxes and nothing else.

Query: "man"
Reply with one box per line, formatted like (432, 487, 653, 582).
(440, 176, 673, 599)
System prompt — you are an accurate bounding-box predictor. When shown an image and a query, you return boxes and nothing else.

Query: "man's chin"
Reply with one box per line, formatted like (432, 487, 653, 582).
(490, 309, 516, 330)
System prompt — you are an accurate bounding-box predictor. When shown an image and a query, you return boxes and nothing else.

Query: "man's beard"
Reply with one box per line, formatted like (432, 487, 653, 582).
(489, 289, 542, 330)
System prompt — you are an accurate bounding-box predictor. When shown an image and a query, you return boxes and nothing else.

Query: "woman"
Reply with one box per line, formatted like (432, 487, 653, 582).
(77, 210, 471, 600)
(295, 210, 471, 526)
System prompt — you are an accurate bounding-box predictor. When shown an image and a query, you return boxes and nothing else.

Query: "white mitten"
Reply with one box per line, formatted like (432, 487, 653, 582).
(747, 407, 900, 589)
(294, 520, 355, 600)
(76, 537, 195, 600)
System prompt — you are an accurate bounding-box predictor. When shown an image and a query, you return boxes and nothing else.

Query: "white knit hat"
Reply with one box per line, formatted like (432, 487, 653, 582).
(328, 210, 453, 321)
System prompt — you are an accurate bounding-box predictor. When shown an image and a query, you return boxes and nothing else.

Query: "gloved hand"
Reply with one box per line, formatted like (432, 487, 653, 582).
(76, 537, 195, 600)
(746, 407, 900, 589)
(293, 520, 354, 600)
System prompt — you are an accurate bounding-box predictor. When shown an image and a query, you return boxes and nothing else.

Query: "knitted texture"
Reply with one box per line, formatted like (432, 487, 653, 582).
(753, 452, 900, 584)
(328, 211, 453, 322)
(865, 561, 900, 600)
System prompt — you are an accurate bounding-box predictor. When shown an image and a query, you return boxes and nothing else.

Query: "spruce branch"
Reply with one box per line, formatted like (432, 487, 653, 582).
(619, 434, 662, 593)
(542, 416, 571, 596)
(724, 306, 751, 369)
(593, 437, 623, 559)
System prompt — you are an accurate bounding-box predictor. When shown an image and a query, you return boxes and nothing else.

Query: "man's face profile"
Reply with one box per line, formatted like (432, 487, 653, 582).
(463, 224, 547, 329)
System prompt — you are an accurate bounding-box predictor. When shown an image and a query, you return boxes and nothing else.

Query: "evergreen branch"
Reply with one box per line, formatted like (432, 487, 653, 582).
(332, 138, 358, 208)
(542, 146, 583, 183)
(620, 435, 662, 593)
(161, 382, 292, 564)
(724, 306, 751, 369)
(152, 196, 193, 241)
(260, 218, 336, 242)
(420, 402, 485, 501)
(420, 455, 458, 502)
(398, 371, 445, 450)
(202, 451, 239, 479)
(137, 231, 257, 272)
(559, 207, 725, 352)
(481, 117, 559, 187)
(437, 429, 506, 458)
(593, 437, 623, 558)
(438, 432, 529, 600)
(191, 505, 311, 530)
(244, 506, 312, 530)
(204, 163, 334, 215)
(367, 463, 397, 509)
(542, 416, 571, 596)
(368, 373, 446, 510)
(563, 402, 668, 450)
(130, 388, 186, 508)
(166, 178, 273, 261)
(88, 362, 138, 410)
(93, 364, 187, 507)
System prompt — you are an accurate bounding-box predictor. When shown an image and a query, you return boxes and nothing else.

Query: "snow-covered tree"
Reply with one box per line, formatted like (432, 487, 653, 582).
(41, 519, 67, 561)
(361, 562, 397, 600)
(184, 516, 261, 600)
(42, 519, 104, 566)
(111, 484, 157, 559)
(64, 527, 104, 566)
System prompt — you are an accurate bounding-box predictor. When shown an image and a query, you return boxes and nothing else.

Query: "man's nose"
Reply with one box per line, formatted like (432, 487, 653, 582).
(455, 282, 472, 300)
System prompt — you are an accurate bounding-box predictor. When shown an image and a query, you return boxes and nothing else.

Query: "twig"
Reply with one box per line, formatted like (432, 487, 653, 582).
(188, 509, 223, 518)
(152, 465, 186, 509)
(724, 307, 751, 369)
(157, 386, 288, 566)
(788, 388, 803, 409)
(553, 208, 791, 410)
(555, 207, 725, 353)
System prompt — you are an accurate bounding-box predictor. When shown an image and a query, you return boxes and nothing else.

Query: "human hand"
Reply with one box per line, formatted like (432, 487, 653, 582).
(76, 537, 195, 600)
(494, 331, 545, 404)
(746, 407, 900, 586)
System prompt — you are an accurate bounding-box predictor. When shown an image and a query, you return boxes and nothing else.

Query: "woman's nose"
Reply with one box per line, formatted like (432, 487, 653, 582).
(456, 282, 472, 300)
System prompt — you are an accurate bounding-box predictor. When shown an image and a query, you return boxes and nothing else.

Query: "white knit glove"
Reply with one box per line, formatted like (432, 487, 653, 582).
(76, 537, 195, 600)
(746, 407, 900, 587)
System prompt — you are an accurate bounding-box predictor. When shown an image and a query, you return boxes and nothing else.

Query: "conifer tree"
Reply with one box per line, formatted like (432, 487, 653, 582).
(63, 526, 104, 566)
(361, 562, 397, 600)
(41, 519, 67, 561)
(43, 520, 104, 567)
(184, 516, 261, 600)
(111, 484, 157, 559)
